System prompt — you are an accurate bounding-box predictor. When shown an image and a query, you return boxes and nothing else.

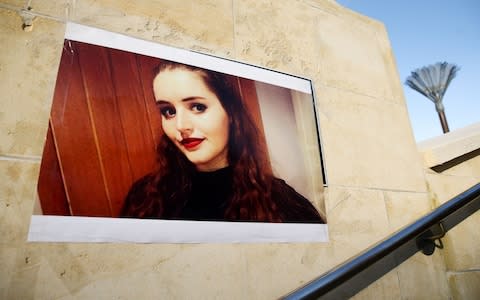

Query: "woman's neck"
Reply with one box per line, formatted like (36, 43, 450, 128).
(195, 163, 230, 172)
(195, 165, 231, 174)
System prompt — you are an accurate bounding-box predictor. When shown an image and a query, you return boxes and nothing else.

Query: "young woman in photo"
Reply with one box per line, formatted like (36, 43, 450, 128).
(121, 60, 324, 223)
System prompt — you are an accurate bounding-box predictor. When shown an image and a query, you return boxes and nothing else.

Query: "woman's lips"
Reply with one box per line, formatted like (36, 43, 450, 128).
(180, 138, 204, 149)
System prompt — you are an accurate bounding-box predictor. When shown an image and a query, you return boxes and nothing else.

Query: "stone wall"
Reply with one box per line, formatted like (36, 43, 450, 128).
(419, 123, 480, 300)
(0, 0, 455, 298)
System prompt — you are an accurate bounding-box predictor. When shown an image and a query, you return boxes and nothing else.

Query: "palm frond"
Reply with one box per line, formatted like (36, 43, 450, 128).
(405, 62, 459, 104)
(404, 62, 459, 134)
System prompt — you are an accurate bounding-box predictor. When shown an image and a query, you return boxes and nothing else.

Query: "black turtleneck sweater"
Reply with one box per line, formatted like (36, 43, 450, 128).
(180, 166, 233, 221)
(122, 166, 325, 223)
(178, 166, 324, 223)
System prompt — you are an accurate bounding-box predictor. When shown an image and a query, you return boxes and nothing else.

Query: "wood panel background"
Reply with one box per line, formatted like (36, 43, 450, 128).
(38, 40, 267, 217)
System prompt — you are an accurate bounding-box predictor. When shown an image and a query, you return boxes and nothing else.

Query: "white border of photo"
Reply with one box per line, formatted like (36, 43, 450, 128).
(28, 22, 328, 243)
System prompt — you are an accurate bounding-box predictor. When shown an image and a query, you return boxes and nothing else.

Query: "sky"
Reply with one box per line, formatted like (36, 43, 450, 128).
(336, 0, 480, 141)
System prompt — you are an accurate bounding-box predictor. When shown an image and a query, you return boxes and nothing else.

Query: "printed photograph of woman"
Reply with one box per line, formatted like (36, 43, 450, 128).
(30, 24, 328, 242)
(35, 33, 326, 227)
(121, 61, 325, 223)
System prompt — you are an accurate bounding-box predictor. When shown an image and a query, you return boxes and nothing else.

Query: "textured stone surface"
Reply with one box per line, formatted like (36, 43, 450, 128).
(0, 246, 18, 299)
(234, 0, 321, 77)
(326, 187, 391, 252)
(422, 134, 480, 298)
(351, 270, 401, 300)
(438, 152, 480, 179)
(397, 252, 451, 299)
(242, 243, 335, 299)
(318, 86, 426, 192)
(25, 0, 71, 20)
(418, 122, 480, 167)
(426, 170, 479, 205)
(39, 0, 235, 57)
(313, 7, 403, 104)
(0, 160, 38, 299)
(0, 0, 26, 9)
(443, 215, 480, 270)
(448, 271, 480, 300)
(5, 242, 251, 299)
(0, 8, 64, 157)
(383, 191, 432, 231)
(426, 170, 480, 271)
(0, 161, 39, 246)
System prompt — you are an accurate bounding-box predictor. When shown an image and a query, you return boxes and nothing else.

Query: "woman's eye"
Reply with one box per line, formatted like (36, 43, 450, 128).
(191, 103, 207, 113)
(159, 106, 176, 119)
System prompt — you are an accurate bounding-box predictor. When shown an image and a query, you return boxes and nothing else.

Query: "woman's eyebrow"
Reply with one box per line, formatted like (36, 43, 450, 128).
(156, 100, 170, 105)
(181, 96, 206, 102)
(156, 97, 206, 104)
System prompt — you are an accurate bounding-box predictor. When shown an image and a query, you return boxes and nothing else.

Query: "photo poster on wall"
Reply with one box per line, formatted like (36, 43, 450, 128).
(28, 22, 328, 243)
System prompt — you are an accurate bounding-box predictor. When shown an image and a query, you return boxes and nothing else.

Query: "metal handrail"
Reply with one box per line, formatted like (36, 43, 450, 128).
(282, 183, 480, 300)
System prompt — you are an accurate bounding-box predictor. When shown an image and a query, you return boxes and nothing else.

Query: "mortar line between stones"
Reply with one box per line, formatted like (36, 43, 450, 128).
(323, 82, 403, 105)
(0, 154, 41, 163)
(426, 171, 480, 179)
(0, 3, 65, 23)
(0, 3, 21, 12)
(327, 183, 428, 194)
(447, 269, 480, 275)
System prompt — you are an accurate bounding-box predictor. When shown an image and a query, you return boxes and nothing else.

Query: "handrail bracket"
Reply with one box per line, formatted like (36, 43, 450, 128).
(416, 222, 446, 255)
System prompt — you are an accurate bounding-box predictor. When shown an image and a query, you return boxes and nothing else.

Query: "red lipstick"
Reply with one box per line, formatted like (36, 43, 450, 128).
(180, 138, 204, 149)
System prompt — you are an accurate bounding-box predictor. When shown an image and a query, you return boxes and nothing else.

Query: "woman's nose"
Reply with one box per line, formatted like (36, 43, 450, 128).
(175, 110, 192, 133)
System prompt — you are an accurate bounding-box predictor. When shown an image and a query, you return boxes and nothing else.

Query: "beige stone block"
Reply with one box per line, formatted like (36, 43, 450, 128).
(374, 24, 406, 105)
(42, 0, 235, 57)
(443, 212, 480, 270)
(24, 0, 70, 20)
(76, 244, 248, 299)
(350, 270, 401, 300)
(6, 243, 248, 299)
(0, 160, 39, 245)
(425, 173, 480, 270)
(0, 0, 26, 9)
(326, 187, 391, 252)
(319, 87, 426, 192)
(448, 271, 480, 300)
(425, 171, 479, 205)
(383, 191, 432, 232)
(6, 243, 159, 298)
(234, 0, 404, 108)
(0, 246, 19, 299)
(5, 244, 72, 299)
(418, 122, 480, 168)
(234, 0, 322, 78)
(439, 154, 480, 179)
(313, 0, 384, 29)
(0, 9, 64, 156)
(313, 6, 403, 104)
(397, 251, 451, 299)
(241, 243, 338, 299)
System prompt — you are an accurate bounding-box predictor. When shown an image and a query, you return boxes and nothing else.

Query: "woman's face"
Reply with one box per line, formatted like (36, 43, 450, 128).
(153, 68, 230, 172)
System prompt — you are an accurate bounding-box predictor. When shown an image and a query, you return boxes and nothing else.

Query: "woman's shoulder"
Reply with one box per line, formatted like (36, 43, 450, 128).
(124, 174, 157, 201)
(271, 177, 325, 224)
(121, 174, 156, 217)
(130, 174, 155, 191)
(271, 177, 304, 199)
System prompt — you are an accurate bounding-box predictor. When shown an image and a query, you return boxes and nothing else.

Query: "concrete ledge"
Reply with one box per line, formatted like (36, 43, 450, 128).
(417, 122, 480, 168)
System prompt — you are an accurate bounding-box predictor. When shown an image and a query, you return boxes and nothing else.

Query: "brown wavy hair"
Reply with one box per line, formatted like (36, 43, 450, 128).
(121, 60, 286, 221)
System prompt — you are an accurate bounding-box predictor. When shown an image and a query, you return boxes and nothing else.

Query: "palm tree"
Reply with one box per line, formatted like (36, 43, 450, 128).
(405, 62, 459, 133)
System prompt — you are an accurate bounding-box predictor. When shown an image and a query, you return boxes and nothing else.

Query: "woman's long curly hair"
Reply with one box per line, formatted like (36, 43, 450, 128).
(121, 60, 283, 222)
